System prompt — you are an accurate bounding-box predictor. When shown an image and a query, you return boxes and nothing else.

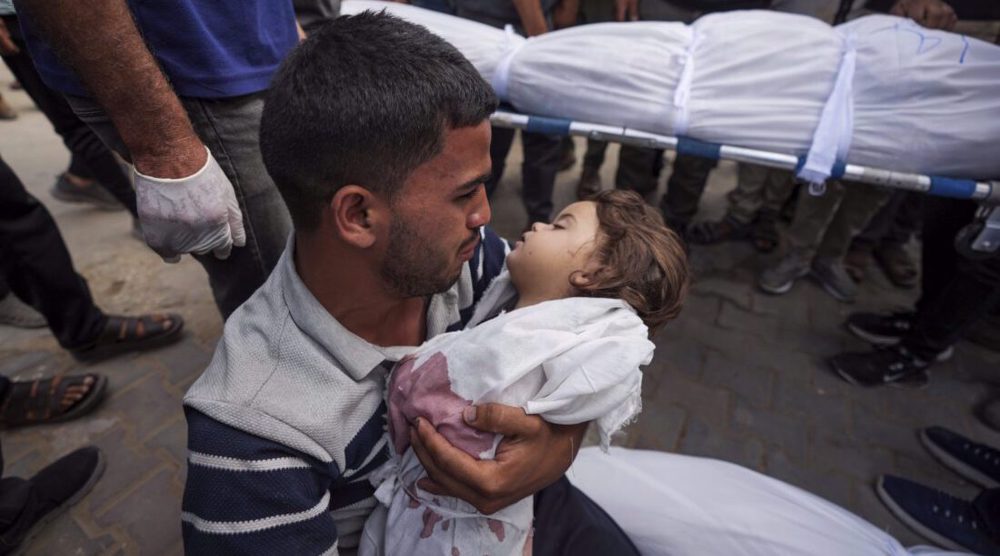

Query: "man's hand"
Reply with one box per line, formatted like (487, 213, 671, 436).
(133, 147, 246, 263)
(891, 0, 957, 30)
(410, 403, 586, 515)
(0, 20, 20, 56)
(615, 0, 639, 22)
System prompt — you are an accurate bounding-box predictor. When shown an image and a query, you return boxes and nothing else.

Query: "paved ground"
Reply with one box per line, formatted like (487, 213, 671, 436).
(2, 65, 999, 555)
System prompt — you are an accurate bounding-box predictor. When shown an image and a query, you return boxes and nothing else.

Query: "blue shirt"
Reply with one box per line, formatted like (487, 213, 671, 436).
(16, 0, 298, 99)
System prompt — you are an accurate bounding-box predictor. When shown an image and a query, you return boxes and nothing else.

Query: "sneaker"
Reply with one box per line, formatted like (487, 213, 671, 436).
(49, 173, 124, 211)
(920, 426, 1000, 489)
(576, 167, 602, 200)
(811, 257, 858, 303)
(0, 447, 105, 554)
(0, 293, 46, 329)
(876, 475, 1000, 555)
(846, 311, 955, 360)
(758, 251, 810, 295)
(829, 345, 931, 388)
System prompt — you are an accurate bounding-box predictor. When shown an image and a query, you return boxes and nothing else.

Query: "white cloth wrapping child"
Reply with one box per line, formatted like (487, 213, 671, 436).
(359, 272, 654, 556)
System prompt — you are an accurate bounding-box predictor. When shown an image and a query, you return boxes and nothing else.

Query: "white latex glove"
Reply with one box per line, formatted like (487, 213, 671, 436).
(133, 147, 246, 263)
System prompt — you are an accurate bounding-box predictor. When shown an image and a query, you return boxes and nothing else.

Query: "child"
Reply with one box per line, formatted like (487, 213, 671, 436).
(360, 189, 689, 556)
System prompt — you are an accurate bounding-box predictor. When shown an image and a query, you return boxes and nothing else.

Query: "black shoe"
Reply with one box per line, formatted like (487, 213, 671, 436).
(846, 311, 954, 360)
(846, 311, 915, 345)
(49, 174, 124, 211)
(0, 447, 105, 554)
(829, 345, 931, 388)
(876, 475, 1000, 555)
(920, 426, 1000, 489)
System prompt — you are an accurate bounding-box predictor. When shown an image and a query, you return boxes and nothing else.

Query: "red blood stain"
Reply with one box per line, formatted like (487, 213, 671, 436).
(452, 547, 460, 556)
(388, 352, 495, 457)
(420, 508, 444, 538)
(487, 519, 506, 542)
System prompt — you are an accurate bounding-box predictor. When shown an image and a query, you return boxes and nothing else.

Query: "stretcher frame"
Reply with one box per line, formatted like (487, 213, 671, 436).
(489, 110, 1000, 207)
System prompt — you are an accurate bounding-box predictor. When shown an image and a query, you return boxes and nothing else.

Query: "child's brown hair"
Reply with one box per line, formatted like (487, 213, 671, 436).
(575, 189, 689, 335)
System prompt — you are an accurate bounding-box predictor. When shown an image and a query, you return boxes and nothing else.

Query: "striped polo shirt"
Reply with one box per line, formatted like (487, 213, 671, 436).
(182, 228, 509, 555)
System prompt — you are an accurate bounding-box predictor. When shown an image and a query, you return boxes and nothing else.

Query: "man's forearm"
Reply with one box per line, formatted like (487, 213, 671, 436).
(512, 0, 549, 36)
(18, 0, 205, 177)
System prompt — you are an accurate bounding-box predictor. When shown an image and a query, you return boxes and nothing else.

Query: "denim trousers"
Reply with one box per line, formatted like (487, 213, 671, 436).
(66, 94, 292, 319)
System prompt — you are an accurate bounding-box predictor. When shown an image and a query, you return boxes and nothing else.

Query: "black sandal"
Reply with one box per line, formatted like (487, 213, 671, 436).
(70, 313, 184, 363)
(0, 374, 108, 428)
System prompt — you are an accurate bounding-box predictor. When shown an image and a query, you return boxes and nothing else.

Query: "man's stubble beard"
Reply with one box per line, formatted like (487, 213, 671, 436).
(380, 216, 461, 298)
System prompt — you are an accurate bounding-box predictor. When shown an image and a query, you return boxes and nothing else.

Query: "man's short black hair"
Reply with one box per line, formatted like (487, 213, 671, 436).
(260, 11, 498, 231)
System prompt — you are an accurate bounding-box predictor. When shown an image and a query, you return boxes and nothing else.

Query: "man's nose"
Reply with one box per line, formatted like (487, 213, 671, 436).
(468, 187, 491, 228)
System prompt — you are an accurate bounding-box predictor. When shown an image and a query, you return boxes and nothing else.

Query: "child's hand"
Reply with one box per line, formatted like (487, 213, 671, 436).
(410, 404, 587, 515)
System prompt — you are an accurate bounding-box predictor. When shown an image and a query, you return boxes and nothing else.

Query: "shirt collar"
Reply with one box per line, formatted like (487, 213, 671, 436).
(277, 234, 460, 381)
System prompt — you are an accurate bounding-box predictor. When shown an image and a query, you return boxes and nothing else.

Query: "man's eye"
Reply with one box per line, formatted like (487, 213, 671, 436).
(552, 223, 564, 229)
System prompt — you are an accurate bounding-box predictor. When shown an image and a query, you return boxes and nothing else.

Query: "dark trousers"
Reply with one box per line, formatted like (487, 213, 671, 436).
(533, 476, 639, 555)
(901, 197, 1000, 360)
(0, 157, 105, 351)
(853, 190, 921, 250)
(0, 15, 137, 218)
(613, 145, 716, 230)
(487, 126, 563, 224)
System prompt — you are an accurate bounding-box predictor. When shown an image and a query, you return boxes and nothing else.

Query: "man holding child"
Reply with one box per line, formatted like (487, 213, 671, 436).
(181, 12, 637, 555)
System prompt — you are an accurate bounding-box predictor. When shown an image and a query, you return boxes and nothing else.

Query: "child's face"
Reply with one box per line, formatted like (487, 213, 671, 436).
(507, 201, 601, 300)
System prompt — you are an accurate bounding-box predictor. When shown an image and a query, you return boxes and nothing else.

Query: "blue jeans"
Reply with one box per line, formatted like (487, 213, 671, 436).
(67, 94, 292, 319)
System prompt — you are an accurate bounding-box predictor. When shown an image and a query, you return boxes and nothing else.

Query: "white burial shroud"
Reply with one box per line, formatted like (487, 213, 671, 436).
(341, 1, 1000, 182)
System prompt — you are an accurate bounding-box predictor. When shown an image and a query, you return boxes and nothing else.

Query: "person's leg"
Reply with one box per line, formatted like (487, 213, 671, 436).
(576, 139, 607, 199)
(872, 192, 921, 288)
(814, 182, 891, 262)
(0, 156, 106, 350)
(66, 153, 95, 182)
(725, 163, 769, 226)
(0, 156, 180, 359)
(532, 476, 640, 556)
(582, 139, 608, 172)
(902, 243, 1000, 361)
(520, 130, 562, 224)
(659, 154, 715, 231)
(758, 181, 846, 296)
(181, 95, 293, 317)
(783, 180, 847, 257)
(486, 125, 516, 199)
(688, 163, 777, 246)
(916, 196, 976, 315)
(615, 145, 662, 198)
(1, 16, 136, 217)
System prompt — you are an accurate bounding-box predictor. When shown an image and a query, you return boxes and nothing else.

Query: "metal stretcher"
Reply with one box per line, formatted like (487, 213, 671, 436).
(490, 110, 1000, 255)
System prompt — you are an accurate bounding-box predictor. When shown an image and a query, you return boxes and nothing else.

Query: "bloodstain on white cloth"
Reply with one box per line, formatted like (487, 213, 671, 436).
(388, 352, 495, 458)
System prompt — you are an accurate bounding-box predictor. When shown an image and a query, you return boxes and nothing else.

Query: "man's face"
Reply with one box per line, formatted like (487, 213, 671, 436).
(380, 121, 493, 298)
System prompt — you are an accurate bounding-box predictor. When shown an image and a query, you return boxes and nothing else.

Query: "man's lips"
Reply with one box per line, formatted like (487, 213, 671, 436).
(459, 235, 480, 258)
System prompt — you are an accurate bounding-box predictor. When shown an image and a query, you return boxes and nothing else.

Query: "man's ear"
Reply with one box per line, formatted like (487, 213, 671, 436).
(329, 185, 384, 248)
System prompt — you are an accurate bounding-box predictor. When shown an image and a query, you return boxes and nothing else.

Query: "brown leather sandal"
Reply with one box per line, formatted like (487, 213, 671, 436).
(70, 313, 184, 363)
(0, 374, 107, 428)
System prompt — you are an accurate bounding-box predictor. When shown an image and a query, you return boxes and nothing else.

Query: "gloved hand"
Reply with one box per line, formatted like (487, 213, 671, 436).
(133, 147, 246, 263)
